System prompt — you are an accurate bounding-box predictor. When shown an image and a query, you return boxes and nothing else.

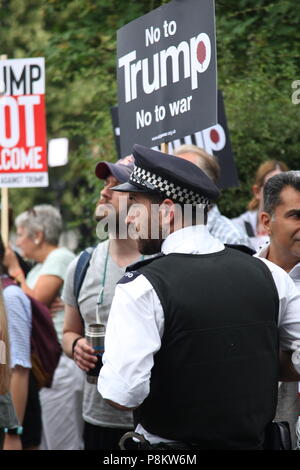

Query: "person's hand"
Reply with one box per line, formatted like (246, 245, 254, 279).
(49, 296, 64, 318)
(3, 246, 22, 278)
(73, 337, 98, 372)
(3, 433, 22, 450)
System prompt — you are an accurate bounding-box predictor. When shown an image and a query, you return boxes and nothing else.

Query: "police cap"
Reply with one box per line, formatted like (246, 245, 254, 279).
(112, 144, 220, 206)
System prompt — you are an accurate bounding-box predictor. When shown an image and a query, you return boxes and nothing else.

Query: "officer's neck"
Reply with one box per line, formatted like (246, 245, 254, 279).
(109, 237, 142, 268)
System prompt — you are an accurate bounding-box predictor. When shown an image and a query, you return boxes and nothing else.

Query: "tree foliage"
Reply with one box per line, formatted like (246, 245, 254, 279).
(216, 0, 300, 215)
(0, 0, 300, 247)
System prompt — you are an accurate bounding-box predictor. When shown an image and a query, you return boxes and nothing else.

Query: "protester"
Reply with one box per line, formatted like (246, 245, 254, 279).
(4, 204, 83, 450)
(98, 144, 300, 450)
(63, 156, 146, 450)
(232, 160, 288, 250)
(0, 282, 20, 451)
(0, 237, 36, 450)
(173, 144, 252, 247)
(0, 280, 10, 398)
(257, 171, 300, 448)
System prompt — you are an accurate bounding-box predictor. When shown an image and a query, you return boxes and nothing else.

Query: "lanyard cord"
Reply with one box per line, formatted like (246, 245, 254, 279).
(95, 242, 110, 324)
(95, 242, 144, 324)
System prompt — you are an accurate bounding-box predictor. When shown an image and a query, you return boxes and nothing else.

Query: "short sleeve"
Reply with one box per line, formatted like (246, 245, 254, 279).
(61, 256, 79, 307)
(37, 248, 76, 282)
(4, 285, 32, 369)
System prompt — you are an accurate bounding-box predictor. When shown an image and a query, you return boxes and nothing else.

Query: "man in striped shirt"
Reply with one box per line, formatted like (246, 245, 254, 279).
(173, 144, 252, 248)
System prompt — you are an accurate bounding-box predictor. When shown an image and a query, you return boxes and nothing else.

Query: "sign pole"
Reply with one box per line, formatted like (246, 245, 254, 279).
(160, 142, 169, 154)
(0, 54, 9, 247)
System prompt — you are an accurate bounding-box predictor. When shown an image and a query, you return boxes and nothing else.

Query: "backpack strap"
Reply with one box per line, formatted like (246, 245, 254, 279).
(74, 247, 95, 309)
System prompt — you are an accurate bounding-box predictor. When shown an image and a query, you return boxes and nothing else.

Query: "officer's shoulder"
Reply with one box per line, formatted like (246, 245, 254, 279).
(118, 253, 165, 285)
(225, 244, 256, 256)
(126, 253, 165, 272)
(118, 270, 141, 285)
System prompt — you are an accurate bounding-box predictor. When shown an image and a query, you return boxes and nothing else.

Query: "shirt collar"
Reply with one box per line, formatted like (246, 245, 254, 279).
(256, 242, 300, 280)
(256, 242, 270, 259)
(161, 225, 225, 255)
(287, 261, 300, 280)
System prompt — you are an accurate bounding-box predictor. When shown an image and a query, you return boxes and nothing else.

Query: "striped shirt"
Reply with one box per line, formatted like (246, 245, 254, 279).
(207, 205, 252, 247)
(3, 283, 32, 369)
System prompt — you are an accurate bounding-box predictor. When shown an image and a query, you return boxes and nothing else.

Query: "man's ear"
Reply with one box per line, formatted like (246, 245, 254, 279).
(159, 199, 175, 224)
(260, 211, 272, 235)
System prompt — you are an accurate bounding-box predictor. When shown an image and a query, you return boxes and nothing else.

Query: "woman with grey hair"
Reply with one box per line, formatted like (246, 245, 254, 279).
(4, 204, 84, 450)
(5, 205, 71, 329)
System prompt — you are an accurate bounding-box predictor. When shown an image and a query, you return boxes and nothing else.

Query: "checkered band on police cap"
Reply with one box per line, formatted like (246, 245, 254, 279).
(130, 165, 210, 206)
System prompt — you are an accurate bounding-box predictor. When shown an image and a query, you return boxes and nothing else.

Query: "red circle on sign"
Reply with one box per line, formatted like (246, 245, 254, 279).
(197, 41, 206, 65)
(210, 129, 220, 144)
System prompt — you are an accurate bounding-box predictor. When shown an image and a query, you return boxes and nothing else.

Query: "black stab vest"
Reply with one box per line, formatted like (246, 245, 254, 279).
(133, 247, 279, 450)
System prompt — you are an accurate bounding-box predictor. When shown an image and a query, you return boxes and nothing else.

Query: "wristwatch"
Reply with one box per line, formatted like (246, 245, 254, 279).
(4, 426, 23, 435)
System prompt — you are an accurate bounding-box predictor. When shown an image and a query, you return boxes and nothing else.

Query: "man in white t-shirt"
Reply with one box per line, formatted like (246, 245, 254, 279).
(257, 170, 300, 449)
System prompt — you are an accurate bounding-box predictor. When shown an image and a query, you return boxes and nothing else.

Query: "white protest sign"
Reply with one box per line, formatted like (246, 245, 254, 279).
(0, 57, 48, 187)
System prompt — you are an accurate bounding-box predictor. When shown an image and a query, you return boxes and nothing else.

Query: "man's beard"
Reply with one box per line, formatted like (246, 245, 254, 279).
(137, 237, 163, 255)
(133, 219, 169, 255)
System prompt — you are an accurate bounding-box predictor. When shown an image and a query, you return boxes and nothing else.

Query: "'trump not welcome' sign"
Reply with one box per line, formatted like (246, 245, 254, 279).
(0, 57, 48, 187)
(117, 0, 217, 157)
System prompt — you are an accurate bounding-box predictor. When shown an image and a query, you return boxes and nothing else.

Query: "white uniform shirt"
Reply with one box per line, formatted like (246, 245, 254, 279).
(257, 243, 300, 290)
(99, 225, 300, 443)
(257, 243, 300, 406)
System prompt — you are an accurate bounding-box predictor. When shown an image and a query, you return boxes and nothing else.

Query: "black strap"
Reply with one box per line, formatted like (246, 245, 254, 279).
(225, 244, 256, 256)
(244, 221, 255, 238)
(125, 253, 165, 273)
(73, 247, 95, 322)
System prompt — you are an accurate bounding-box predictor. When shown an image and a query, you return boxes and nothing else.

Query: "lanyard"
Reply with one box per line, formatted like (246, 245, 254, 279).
(95, 242, 110, 324)
(95, 242, 144, 324)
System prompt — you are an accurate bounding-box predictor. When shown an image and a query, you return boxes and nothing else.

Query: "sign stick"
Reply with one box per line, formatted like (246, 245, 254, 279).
(160, 142, 169, 154)
(0, 54, 9, 247)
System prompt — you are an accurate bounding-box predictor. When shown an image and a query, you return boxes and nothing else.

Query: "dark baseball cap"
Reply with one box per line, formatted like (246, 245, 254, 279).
(95, 155, 134, 184)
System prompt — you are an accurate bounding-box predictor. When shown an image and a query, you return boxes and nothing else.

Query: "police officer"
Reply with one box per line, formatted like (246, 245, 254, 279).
(98, 144, 300, 450)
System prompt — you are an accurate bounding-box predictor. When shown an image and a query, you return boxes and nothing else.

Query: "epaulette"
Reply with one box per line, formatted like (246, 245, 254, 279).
(117, 253, 165, 285)
(125, 253, 165, 272)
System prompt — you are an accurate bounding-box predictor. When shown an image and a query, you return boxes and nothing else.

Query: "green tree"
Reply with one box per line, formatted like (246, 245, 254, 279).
(216, 0, 300, 215)
(1, 0, 300, 247)
(1, 0, 161, 247)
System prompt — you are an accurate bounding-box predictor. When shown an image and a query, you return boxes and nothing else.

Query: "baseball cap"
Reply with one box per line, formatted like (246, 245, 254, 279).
(95, 155, 134, 184)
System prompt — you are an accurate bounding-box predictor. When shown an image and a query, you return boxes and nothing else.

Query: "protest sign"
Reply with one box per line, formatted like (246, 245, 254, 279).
(117, 0, 217, 157)
(0, 57, 48, 187)
(111, 91, 239, 189)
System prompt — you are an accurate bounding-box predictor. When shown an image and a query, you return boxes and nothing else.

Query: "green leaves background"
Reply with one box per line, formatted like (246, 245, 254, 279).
(1, 0, 299, 248)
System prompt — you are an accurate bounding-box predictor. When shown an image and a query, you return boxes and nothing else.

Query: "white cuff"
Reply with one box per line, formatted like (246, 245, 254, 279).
(98, 365, 149, 408)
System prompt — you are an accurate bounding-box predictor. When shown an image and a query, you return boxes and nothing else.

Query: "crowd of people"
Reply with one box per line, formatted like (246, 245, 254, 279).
(0, 143, 300, 451)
